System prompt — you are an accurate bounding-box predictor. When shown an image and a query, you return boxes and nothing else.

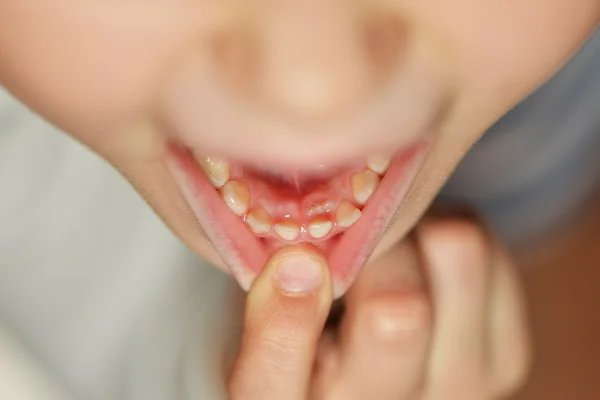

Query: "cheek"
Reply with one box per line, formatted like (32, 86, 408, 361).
(425, 0, 599, 104)
(117, 151, 227, 270)
(371, 0, 598, 255)
(0, 2, 203, 136)
(372, 128, 480, 259)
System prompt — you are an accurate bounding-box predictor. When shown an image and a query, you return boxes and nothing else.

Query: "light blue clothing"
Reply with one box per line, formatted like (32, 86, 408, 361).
(441, 30, 600, 246)
(0, 30, 598, 400)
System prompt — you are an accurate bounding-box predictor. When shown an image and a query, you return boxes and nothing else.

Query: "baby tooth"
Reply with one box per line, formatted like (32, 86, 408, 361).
(198, 156, 230, 188)
(221, 180, 250, 216)
(246, 208, 272, 234)
(350, 169, 380, 205)
(308, 217, 333, 239)
(367, 155, 391, 175)
(335, 201, 362, 228)
(274, 221, 300, 241)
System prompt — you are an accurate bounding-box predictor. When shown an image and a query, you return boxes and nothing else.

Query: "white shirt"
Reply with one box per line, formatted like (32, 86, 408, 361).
(0, 93, 242, 399)
(0, 30, 598, 400)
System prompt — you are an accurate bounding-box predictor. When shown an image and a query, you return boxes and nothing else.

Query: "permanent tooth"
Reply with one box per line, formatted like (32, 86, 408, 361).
(350, 169, 380, 205)
(367, 155, 391, 175)
(335, 201, 362, 228)
(308, 200, 336, 216)
(221, 180, 250, 216)
(274, 221, 300, 241)
(246, 208, 272, 234)
(198, 156, 230, 188)
(308, 217, 333, 239)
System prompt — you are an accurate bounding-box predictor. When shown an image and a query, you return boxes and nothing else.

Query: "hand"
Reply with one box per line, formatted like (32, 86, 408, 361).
(226, 214, 531, 400)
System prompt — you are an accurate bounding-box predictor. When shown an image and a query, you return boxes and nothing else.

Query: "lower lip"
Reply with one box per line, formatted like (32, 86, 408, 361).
(167, 142, 428, 298)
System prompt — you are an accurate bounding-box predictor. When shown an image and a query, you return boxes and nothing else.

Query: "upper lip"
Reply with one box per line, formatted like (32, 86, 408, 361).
(162, 25, 453, 171)
(162, 59, 449, 171)
(171, 105, 438, 170)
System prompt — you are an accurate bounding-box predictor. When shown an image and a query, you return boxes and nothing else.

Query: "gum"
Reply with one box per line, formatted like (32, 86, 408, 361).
(223, 162, 371, 241)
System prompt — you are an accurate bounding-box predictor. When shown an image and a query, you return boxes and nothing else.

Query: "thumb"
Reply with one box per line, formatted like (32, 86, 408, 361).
(228, 245, 333, 400)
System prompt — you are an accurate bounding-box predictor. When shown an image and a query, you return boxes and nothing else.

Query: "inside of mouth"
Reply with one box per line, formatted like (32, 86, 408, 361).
(194, 152, 392, 253)
(168, 141, 423, 296)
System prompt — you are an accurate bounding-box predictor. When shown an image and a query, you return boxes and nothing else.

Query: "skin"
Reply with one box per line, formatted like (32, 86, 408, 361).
(0, 1, 598, 272)
(227, 214, 531, 399)
(0, 1, 598, 398)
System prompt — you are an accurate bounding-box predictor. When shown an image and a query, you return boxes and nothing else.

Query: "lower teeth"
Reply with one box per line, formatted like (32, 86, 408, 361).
(221, 180, 250, 216)
(274, 221, 300, 241)
(335, 201, 362, 228)
(196, 153, 390, 242)
(307, 217, 333, 239)
(245, 208, 272, 234)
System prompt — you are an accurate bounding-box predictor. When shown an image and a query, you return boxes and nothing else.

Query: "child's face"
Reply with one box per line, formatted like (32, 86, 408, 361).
(2, 1, 597, 295)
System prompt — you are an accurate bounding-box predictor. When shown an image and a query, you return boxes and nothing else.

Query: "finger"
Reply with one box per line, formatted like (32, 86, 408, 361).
(488, 244, 531, 397)
(418, 218, 491, 398)
(335, 239, 432, 400)
(309, 330, 343, 400)
(227, 245, 333, 400)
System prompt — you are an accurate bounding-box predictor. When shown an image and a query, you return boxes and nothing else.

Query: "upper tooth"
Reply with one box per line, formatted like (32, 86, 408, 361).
(245, 208, 272, 234)
(350, 169, 380, 205)
(198, 156, 230, 188)
(367, 155, 391, 175)
(308, 217, 333, 239)
(274, 221, 300, 241)
(221, 180, 250, 216)
(335, 201, 362, 228)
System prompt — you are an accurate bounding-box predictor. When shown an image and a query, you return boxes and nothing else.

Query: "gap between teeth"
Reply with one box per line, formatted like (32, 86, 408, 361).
(197, 154, 390, 242)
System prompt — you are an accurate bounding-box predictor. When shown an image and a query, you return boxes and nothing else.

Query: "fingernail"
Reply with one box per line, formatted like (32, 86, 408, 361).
(273, 254, 323, 295)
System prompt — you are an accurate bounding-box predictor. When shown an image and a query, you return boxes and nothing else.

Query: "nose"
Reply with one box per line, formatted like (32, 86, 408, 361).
(210, 1, 407, 120)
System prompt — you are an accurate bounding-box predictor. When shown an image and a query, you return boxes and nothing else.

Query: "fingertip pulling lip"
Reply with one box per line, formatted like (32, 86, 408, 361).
(166, 139, 429, 298)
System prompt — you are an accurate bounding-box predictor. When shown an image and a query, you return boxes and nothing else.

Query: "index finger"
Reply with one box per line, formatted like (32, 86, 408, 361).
(227, 245, 333, 400)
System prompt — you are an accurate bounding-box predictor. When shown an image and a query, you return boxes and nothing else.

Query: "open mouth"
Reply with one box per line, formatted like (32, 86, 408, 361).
(167, 141, 427, 298)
